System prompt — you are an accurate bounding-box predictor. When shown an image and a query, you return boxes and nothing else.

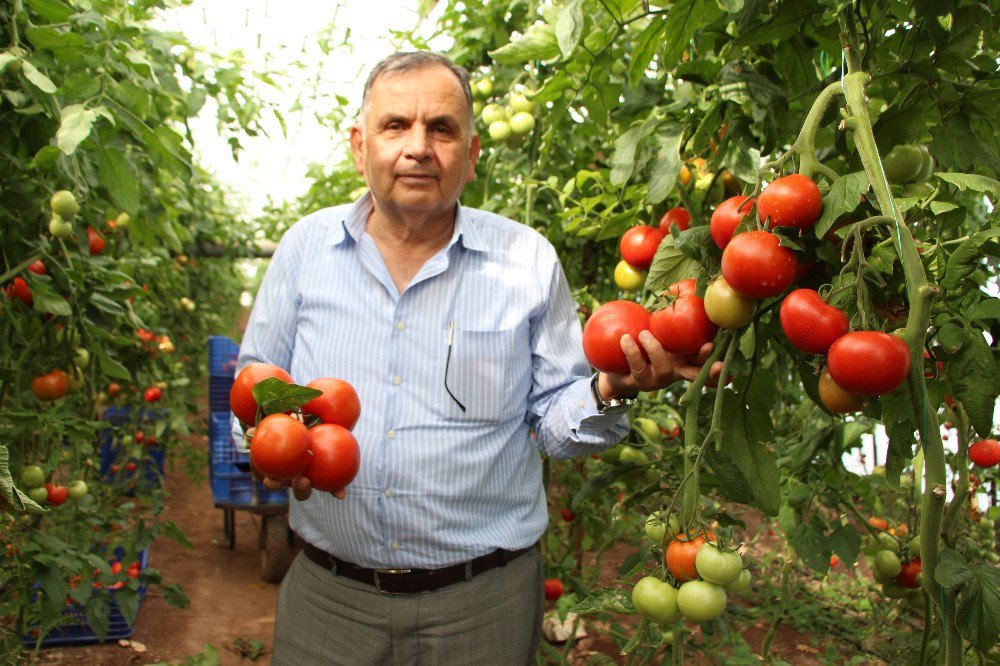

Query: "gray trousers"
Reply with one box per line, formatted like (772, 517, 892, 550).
(272, 546, 545, 665)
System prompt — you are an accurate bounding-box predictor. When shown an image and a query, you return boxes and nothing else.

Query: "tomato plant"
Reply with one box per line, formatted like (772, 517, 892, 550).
(632, 576, 681, 626)
(658, 207, 691, 234)
(31, 371, 70, 402)
(817, 368, 863, 414)
(703, 277, 756, 330)
(709, 195, 754, 250)
(968, 439, 1000, 468)
(676, 580, 727, 623)
(695, 543, 742, 587)
(666, 532, 709, 583)
(544, 577, 564, 601)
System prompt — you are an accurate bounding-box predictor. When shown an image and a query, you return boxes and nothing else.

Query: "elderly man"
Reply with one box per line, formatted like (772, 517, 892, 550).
(236, 51, 714, 664)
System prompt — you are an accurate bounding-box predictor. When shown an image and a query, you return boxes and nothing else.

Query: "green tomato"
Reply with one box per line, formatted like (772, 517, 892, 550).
(48, 214, 73, 239)
(726, 568, 751, 593)
(873, 550, 902, 582)
(618, 445, 649, 466)
(695, 543, 743, 587)
(68, 366, 85, 392)
(662, 630, 674, 646)
(598, 444, 623, 463)
(50, 190, 80, 219)
(676, 580, 727, 623)
(913, 144, 934, 182)
(614, 260, 646, 292)
(27, 486, 48, 504)
(882, 144, 923, 183)
(703, 277, 757, 329)
(634, 417, 660, 441)
(903, 180, 935, 199)
(632, 576, 681, 626)
(115, 212, 131, 228)
(508, 111, 535, 136)
(20, 465, 45, 489)
(475, 78, 494, 98)
(472, 100, 483, 117)
(906, 589, 926, 611)
(487, 120, 511, 142)
(644, 511, 682, 542)
(480, 103, 505, 126)
(67, 480, 88, 500)
(509, 92, 534, 114)
(74, 347, 90, 369)
(877, 532, 900, 554)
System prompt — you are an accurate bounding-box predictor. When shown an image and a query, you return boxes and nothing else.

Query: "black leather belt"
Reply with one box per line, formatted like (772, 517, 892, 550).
(302, 541, 534, 594)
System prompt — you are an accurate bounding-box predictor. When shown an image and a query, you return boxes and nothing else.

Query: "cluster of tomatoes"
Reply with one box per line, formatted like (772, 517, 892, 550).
(230, 364, 362, 494)
(867, 528, 923, 606)
(613, 208, 691, 293)
(65, 557, 143, 603)
(18, 464, 88, 506)
(633, 513, 750, 627)
(472, 76, 536, 147)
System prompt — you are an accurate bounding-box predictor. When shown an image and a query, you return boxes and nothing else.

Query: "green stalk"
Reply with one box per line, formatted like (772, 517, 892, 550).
(789, 81, 844, 179)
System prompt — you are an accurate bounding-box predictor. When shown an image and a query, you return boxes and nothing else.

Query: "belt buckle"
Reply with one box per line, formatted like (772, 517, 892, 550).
(373, 568, 412, 594)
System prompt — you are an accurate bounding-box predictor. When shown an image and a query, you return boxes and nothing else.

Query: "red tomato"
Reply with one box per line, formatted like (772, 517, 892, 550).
(648, 279, 718, 355)
(544, 578, 564, 601)
(757, 174, 823, 230)
(659, 207, 691, 234)
(134, 431, 145, 444)
(32, 370, 70, 401)
(829, 555, 840, 568)
(136, 328, 156, 343)
(107, 383, 121, 398)
(779, 289, 849, 354)
(710, 195, 754, 250)
(828, 332, 911, 396)
(143, 386, 163, 403)
(582, 300, 651, 374)
(110, 561, 123, 574)
(230, 363, 294, 425)
(251, 414, 312, 480)
(619, 225, 665, 271)
(721, 230, 798, 298)
(5, 277, 33, 307)
(560, 508, 575, 522)
(896, 558, 922, 589)
(125, 462, 136, 472)
(301, 378, 361, 430)
(666, 531, 709, 583)
(87, 227, 105, 255)
(27, 260, 46, 275)
(302, 423, 361, 492)
(969, 439, 1000, 468)
(44, 483, 68, 506)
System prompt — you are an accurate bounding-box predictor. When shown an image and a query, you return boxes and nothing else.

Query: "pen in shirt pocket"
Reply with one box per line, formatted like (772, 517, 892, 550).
(444, 321, 466, 412)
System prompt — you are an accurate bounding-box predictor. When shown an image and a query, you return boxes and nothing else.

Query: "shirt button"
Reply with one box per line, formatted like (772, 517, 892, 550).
(391, 542, 399, 550)
(387, 430, 396, 439)
(384, 489, 392, 498)
(396, 322, 406, 331)
(578, 400, 585, 408)
(392, 376, 402, 386)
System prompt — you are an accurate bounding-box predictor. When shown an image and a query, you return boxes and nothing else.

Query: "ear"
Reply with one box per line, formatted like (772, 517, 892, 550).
(466, 133, 481, 183)
(350, 125, 365, 175)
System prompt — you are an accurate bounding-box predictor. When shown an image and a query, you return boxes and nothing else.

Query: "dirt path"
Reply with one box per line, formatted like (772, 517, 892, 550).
(32, 464, 282, 665)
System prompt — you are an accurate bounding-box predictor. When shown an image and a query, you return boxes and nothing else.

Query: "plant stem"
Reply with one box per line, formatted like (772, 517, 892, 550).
(790, 81, 844, 179)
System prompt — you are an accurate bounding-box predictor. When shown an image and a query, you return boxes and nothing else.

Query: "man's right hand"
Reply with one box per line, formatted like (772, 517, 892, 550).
(246, 430, 346, 501)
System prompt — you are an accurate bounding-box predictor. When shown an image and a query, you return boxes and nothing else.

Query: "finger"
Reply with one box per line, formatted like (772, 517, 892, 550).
(293, 484, 312, 502)
(332, 488, 346, 500)
(262, 477, 283, 491)
(620, 333, 653, 374)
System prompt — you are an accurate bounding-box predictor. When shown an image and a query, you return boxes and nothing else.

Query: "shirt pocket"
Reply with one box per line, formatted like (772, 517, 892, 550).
(443, 322, 530, 423)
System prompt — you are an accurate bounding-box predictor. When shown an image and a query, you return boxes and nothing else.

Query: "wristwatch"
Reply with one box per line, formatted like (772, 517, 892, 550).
(591, 374, 638, 414)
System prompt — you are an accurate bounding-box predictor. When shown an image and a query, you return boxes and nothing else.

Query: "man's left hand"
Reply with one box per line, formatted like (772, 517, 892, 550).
(597, 330, 723, 401)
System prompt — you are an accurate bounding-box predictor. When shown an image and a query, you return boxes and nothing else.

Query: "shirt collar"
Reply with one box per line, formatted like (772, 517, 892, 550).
(327, 192, 489, 254)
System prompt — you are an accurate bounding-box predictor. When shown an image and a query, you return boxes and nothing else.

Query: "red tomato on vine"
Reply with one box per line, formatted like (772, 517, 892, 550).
(721, 230, 798, 299)
(757, 174, 823, 230)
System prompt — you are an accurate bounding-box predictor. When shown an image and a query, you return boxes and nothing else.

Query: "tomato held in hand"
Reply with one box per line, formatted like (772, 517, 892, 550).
(544, 577, 564, 601)
(302, 378, 361, 430)
(250, 413, 312, 480)
(710, 195, 754, 250)
(230, 363, 294, 425)
(779, 289, 849, 354)
(648, 279, 718, 355)
(582, 300, 650, 374)
(619, 225, 665, 271)
(969, 439, 1000, 468)
(757, 174, 823, 230)
(32, 370, 70, 401)
(658, 207, 691, 234)
(721, 230, 798, 299)
(666, 531, 709, 583)
(302, 423, 360, 492)
(828, 332, 910, 396)
(817, 368, 863, 413)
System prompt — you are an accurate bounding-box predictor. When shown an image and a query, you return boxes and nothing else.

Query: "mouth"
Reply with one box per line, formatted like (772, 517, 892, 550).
(397, 173, 437, 182)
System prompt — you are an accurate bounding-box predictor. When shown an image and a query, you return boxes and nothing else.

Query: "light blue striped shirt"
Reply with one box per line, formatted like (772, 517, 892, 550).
(235, 193, 629, 568)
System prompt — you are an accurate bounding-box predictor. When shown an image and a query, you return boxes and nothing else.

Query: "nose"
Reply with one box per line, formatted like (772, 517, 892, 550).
(402, 125, 432, 159)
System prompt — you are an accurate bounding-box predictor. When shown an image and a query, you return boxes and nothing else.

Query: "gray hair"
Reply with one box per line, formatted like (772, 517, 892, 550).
(358, 51, 475, 135)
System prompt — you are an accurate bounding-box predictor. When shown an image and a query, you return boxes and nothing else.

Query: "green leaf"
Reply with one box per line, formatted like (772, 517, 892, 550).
(31, 285, 72, 316)
(252, 378, 321, 416)
(931, 114, 1000, 179)
(948, 329, 1000, 439)
(718, 0, 744, 10)
(570, 587, 636, 615)
(56, 104, 97, 156)
(966, 298, 1000, 323)
(645, 237, 700, 294)
(161, 520, 194, 549)
(89, 292, 125, 316)
(719, 371, 780, 515)
(97, 149, 140, 215)
(704, 444, 755, 504)
(84, 594, 111, 640)
(881, 389, 916, 484)
(828, 522, 862, 567)
(942, 229, 1000, 290)
(97, 349, 132, 382)
(555, 0, 584, 58)
(935, 549, 1000, 652)
(661, 0, 724, 71)
(734, 0, 821, 46)
(934, 172, 1000, 197)
(787, 517, 831, 572)
(161, 583, 191, 610)
(0, 445, 46, 513)
(610, 125, 644, 186)
(489, 23, 561, 64)
(628, 17, 666, 88)
(936, 548, 975, 589)
(25, 0, 75, 23)
(646, 128, 683, 204)
(20, 60, 57, 94)
(25, 26, 86, 50)
(814, 172, 870, 238)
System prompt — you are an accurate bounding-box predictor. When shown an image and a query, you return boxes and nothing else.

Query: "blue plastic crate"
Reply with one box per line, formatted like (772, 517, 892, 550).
(209, 380, 232, 413)
(22, 549, 149, 648)
(209, 335, 240, 378)
(209, 432, 286, 506)
(208, 412, 233, 440)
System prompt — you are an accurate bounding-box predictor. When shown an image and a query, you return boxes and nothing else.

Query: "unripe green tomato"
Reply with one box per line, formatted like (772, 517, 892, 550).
(632, 576, 681, 626)
(20, 465, 45, 488)
(68, 366, 85, 392)
(644, 511, 682, 542)
(703, 278, 757, 329)
(906, 590, 926, 611)
(27, 486, 48, 504)
(509, 92, 534, 113)
(68, 480, 88, 500)
(614, 260, 646, 292)
(726, 568, 751, 593)
(48, 214, 73, 238)
(903, 180, 935, 199)
(873, 550, 902, 581)
(662, 630, 674, 646)
(634, 417, 660, 440)
(695, 543, 743, 586)
(475, 78, 494, 98)
(480, 103, 505, 126)
(985, 552, 1000, 564)
(877, 532, 900, 554)
(618, 445, 649, 466)
(508, 111, 535, 136)
(50, 190, 80, 219)
(487, 120, 511, 142)
(74, 347, 90, 369)
(882, 144, 923, 183)
(676, 580, 727, 622)
(115, 212, 131, 228)
(598, 444, 623, 463)
(913, 145, 934, 182)
(472, 100, 483, 117)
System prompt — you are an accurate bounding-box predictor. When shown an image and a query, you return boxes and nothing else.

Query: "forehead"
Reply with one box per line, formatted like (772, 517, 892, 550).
(366, 65, 468, 117)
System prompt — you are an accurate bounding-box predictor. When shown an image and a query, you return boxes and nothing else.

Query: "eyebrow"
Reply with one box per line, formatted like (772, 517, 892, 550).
(376, 113, 461, 129)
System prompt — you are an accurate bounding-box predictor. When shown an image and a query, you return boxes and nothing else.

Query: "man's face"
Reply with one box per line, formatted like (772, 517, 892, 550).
(351, 65, 480, 222)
